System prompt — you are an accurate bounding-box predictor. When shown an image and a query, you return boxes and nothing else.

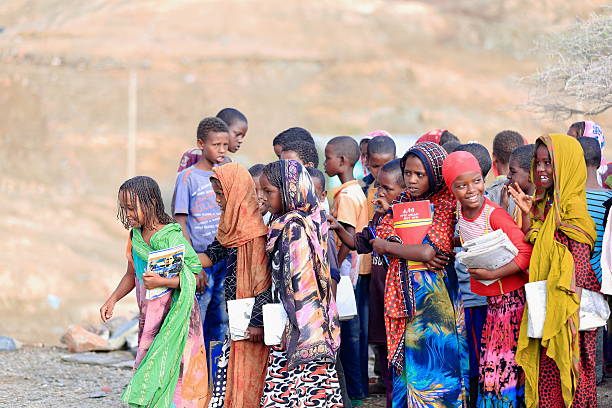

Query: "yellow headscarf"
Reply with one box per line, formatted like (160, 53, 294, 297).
(516, 133, 596, 408)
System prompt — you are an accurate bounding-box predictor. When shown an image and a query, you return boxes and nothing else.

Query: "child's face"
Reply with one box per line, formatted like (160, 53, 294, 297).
(360, 143, 368, 164)
(227, 121, 248, 153)
(251, 175, 270, 215)
(198, 131, 229, 165)
(451, 171, 485, 212)
(323, 144, 342, 177)
(311, 178, 328, 203)
(534, 144, 553, 190)
(279, 150, 303, 165)
(402, 155, 429, 199)
(273, 144, 283, 158)
(260, 173, 283, 215)
(367, 153, 395, 180)
(210, 178, 227, 212)
(119, 191, 145, 228)
(507, 157, 532, 192)
(377, 170, 404, 204)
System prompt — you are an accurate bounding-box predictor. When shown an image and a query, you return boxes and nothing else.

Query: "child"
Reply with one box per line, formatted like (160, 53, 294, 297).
(504, 144, 536, 228)
(216, 108, 248, 154)
(369, 142, 468, 407)
(568, 121, 608, 187)
(259, 160, 343, 407)
(443, 151, 532, 408)
(415, 128, 459, 145)
(359, 137, 370, 178)
(272, 127, 315, 158)
(248, 164, 270, 218)
(443, 141, 461, 153)
(578, 136, 612, 384)
(324, 135, 369, 403)
(490, 131, 525, 210)
(174, 117, 229, 353)
(197, 163, 272, 408)
(330, 158, 406, 408)
(100, 176, 207, 407)
(280, 140, 320, 167)
(510, 134, 598, 408)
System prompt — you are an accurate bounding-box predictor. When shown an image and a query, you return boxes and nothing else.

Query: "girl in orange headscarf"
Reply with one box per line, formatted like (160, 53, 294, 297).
(199, 162, 272, 408)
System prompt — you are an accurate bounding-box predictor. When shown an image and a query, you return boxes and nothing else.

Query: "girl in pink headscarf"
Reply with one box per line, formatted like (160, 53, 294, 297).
(568, 121, 608, 186)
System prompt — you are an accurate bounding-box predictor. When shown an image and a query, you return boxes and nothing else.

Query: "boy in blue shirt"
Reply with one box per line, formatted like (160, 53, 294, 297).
(174, 117, 229, 353)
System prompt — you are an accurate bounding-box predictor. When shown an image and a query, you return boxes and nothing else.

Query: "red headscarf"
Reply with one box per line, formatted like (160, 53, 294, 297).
(416, 129, 447, 145)
(442, 151, 481, 191)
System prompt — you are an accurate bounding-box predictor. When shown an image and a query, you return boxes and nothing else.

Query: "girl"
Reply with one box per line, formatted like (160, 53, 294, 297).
(443, 151, 532, 408)
(369, 142, 469, 408)
(100, 176, 208, 407)
(198, 163, 272, 408)
(510, 134, 598, 408)
(259, 160, 343, 407)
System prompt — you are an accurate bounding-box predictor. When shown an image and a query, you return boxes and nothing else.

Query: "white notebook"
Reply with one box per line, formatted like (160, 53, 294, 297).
(227, 297, 255, 341)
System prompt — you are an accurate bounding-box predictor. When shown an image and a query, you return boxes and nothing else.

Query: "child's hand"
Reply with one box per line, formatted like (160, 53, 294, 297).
(246, 326, 264, 343)
(468, 268, 493, 280)
(326, 215, 341, 231)
(196, 272, 208, 294)
(100, 299, 116, 322)
(500, 184, 510, 211)
(369, 238, 389, 255)
(507, 183, 533, 215)
(143, 273, 165, 290)
(373, 197, 390, 214)
(425, 253, 450, 272)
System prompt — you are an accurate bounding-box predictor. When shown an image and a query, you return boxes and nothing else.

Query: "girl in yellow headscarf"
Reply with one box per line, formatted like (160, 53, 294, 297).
(509, 134, 598, 408)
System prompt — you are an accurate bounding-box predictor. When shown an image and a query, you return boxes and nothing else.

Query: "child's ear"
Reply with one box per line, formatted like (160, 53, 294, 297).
(196, 138, 205, 150)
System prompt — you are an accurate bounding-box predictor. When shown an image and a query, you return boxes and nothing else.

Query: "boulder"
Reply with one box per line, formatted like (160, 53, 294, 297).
(61, 324, 110, 353)
(0, 335, 20, 351)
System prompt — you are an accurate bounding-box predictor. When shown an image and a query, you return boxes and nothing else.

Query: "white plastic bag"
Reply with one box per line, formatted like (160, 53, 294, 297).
(579, 289, 610, 331)
(337, 275, 358, 321)
(262, 303, 288, 346)
(227, 297, 255, 341)
(525, 280, 547, 338)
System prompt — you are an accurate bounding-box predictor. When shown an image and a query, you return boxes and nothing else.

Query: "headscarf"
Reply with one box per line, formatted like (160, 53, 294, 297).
(442, 151, 482, 190)
(378, 142, 458, 372)
(583, 121, 608, 183)
(366, 130, 392, 138)
(415, 128, 447, 145)
(210, 162, 271, 408)
(123, 224, 206, 407)
(516, 134, 597, 408)
(265, 160, 340, 368)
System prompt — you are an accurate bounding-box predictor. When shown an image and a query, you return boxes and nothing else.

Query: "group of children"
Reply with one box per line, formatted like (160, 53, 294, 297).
(100, 110, 612, 408)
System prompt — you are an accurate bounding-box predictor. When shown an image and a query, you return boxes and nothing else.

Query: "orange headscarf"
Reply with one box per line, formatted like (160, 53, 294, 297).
(211, 162, 271, 408)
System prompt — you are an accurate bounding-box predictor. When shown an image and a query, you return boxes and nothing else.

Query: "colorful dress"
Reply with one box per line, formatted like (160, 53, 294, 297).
(381, 142, 469, 408)
(456, 198, 532, 408)
(261, 160, 343, 408)
(123, 223, 208, 408)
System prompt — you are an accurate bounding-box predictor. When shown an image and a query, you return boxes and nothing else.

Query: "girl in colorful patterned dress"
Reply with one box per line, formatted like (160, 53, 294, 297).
(443, 151, 532, 408)
(369, 142, 469, 408)
(259, 160, 343, 408)
(510, 134, 598, 408)
(100, 176, 208, 408)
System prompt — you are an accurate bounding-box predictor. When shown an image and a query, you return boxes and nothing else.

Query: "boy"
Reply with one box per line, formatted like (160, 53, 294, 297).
(489, 131, 525, 209)
(359, 138, 370, 178)
(272, 127, 315, 158)
(248, 164, 271, 222)
(280, 140, 320, 167)
(216, 107, 248, 154)
(578, 136, 612, 384)
(173, 117, 229, 354)
(324, 135, 368, 404)
(505, 145, 536, 228)
(330, 159, 405, 407)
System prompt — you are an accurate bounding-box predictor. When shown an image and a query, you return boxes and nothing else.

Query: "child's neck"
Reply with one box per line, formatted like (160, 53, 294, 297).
(586, 168, 603, 190)
(141, 221, 162, 244)
(337, 169, 355, 185)
(195, 157, 215, 172)
(461, 197, 485, 220)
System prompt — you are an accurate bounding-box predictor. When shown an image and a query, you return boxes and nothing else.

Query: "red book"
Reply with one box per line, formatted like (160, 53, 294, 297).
(392, 200, 433, 272)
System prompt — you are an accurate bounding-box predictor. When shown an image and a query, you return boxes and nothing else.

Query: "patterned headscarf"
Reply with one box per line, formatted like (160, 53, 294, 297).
(379, 142, 458, 373)
(415, 129, 446, 145)
(264, 160, 340, 368)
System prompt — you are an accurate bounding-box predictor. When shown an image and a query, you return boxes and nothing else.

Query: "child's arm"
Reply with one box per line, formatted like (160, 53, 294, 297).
(327, 216, 357, 250)
(100, 262, 136, 322)
(469, 261, 521, 281)
(174, 214, 193, 244)
(142, 274, 180, 290)
(508, 183, 533, 233)
(337, 223, 355, 264)
(370, 238, 436, 263)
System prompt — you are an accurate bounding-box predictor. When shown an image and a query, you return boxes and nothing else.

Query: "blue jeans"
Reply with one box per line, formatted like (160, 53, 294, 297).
(195, 259, 228, 354)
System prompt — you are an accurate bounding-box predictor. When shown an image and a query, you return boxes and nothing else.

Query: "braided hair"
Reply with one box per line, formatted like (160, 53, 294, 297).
(117, 176, 174, 230)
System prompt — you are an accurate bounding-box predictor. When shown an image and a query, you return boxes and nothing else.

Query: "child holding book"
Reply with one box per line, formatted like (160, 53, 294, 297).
(443, 151, 532, 408)
(509, 134, 598, 408)
(198, 162, 272, 408)
(100, 176, 208, 407)
(369, 142, 468, 408)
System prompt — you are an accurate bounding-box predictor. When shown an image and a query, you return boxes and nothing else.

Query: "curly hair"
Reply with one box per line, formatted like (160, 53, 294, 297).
(117, 176, 174, 230)
(196, 117, 229, 142)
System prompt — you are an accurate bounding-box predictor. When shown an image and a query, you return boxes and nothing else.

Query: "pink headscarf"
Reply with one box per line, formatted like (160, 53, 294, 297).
(366, 130, 392, 138)
(416, 129, 446, 145)
(442, 151, 481, 191)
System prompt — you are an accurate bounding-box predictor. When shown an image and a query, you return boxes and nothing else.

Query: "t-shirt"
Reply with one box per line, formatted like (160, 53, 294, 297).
(332, 179, 368, 276)
(586, 190, 612, 283)
(173, 166, 220, 253)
